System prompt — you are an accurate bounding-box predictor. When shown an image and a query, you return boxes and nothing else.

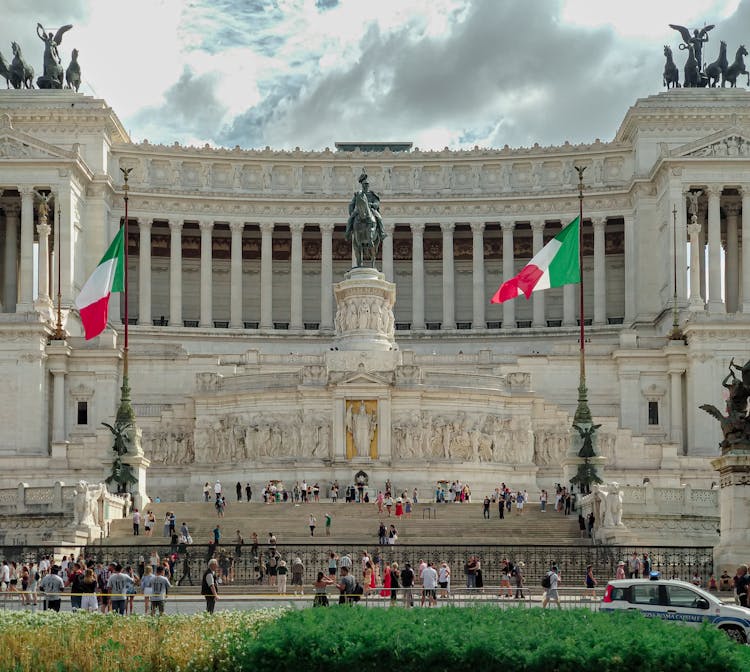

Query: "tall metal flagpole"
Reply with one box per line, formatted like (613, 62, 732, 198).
(573, 166, 592, 425)
(52, 203, 64, 340)
(116, 168, 134, 424)
(668, 204, 684, 341)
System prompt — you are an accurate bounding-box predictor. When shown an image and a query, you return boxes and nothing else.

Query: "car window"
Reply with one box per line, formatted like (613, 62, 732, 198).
(631, 584, 661, 605)
(610, 587, 627, 601)
(666, 585, 705, 609)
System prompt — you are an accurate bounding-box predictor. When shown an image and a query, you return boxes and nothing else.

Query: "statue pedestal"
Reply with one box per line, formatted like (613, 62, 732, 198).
(125, 426, 151, 511)
(712, 448, 750, 571)
(333, 268, 396, 351)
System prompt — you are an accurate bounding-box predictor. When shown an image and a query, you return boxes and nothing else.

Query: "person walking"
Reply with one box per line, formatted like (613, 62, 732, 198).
(308, 514, 317, 537)
(400, 562, 415, 608)
(514, 561, 525, 599)
(421, 561, 438, 607)
(585, 564, 597, 599)
(277, 559, 288, 594)
(202, 559, 220, 613)
(482, 496, 491, 519)
(245, 483, 252, 502)
(542, 565, 561, 609)
(132, 508, 140, 535)
(291, 557, 304, 595)
(325, 512, 332, 536)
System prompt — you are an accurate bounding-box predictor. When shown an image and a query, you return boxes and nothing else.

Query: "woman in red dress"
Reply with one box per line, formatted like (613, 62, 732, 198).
(380, 564, 391, 598)
(395, 498, 404, 519)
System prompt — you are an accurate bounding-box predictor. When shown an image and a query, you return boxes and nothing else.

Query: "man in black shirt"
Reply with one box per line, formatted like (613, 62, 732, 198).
(400, 562, 415, 608)
(736, 564, 749, 607)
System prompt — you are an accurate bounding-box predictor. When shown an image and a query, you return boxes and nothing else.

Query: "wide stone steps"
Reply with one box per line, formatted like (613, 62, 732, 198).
(108, 501, 581, 545)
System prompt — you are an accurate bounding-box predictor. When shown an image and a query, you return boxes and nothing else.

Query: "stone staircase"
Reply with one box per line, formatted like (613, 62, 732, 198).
(107, 500, 581, 545)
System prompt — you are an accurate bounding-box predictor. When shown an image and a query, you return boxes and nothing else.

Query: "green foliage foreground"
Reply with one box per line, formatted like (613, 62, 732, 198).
(2, 607, 749, 672)
(228, 607, 750, 672)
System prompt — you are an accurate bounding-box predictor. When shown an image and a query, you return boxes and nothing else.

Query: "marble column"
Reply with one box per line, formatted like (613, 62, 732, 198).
(501, 220, 516, 329)
(18, 187, 34, 309)
(623, 213, 636, 325)
(742, 188, 750, 313)
(260, 221, 274, 329)
(3, 202, 19, 312)
(199, 220, 214, 328)
(669, 367, 684, 448)
(411, 222, 425, 330)
(471, 221, 485, 329)
(688, 203, 704, 311)
(138, 219, 152, 325)
(707, 186, 724, 313)
(698, 224, 707, 304)
(441, 222, 455, 329)
(382, 222, 395, 283)
(725, 203, 740, 313)
(230, 221, 245, 328)
(320, 222, 334, 329)
(672, 192, 688, 303)
(169, 220, 183, 326)
(36, 221, 51, 304)
(531, 220, 545, 327)
(593, 217, 607, 325)
(290, 222, 304, 330)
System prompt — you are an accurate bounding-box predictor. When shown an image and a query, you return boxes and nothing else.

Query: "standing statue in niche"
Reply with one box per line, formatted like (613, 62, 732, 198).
(346, 169, 386, 268)
(346, 401, 377, 458)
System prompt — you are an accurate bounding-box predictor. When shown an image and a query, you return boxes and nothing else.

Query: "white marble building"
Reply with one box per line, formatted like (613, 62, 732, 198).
(0, 89, 749, 501)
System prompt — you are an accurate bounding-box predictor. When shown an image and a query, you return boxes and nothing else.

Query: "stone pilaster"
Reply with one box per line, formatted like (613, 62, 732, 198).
(229, 221, 245, 328)
(441, 222, 455, 329)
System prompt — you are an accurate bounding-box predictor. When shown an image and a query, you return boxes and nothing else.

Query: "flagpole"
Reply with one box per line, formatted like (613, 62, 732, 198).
(116, 168, 134, 425)
(668, 204, 684, 341)
(52, 203, 64, 340)
(573, 166, 592, 425)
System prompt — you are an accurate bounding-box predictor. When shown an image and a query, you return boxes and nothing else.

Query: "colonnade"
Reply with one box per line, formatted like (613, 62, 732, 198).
(126, 216, 621, 330)
(1, 188, 40, 313)
(685, 186, 750, 314)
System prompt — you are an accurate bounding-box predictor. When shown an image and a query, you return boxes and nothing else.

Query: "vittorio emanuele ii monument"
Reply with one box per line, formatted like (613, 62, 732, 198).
(3, 20, 750, 566)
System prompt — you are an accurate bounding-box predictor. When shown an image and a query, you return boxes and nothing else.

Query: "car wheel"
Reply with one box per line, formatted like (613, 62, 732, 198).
(720, 626, 747, 644)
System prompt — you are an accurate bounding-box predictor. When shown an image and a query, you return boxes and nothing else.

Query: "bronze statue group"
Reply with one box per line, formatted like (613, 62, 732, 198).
(664, 22, 748, 88)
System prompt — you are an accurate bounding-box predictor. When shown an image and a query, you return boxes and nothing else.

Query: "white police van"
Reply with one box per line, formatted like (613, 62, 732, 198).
(601, 578, 750, 643)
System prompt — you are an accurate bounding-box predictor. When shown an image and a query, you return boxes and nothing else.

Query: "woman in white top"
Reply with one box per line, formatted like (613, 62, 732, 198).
(438, 562, 451, 597)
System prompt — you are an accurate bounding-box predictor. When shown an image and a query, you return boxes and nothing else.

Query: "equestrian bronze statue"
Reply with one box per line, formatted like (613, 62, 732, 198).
(346, 169, 387, 268)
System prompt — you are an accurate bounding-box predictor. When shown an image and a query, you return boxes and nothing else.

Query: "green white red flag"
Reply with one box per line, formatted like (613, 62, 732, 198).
(491, 216, 580, 304)
(74, 228, 124, 340)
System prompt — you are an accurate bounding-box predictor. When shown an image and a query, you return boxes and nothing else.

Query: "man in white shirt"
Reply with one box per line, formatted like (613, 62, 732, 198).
(214, 481, 222, 498)
(38, 565, 65, 611)
(150, 565, 171, 615)
(421, 561, 438, 607)
(1, 560, 9, 591)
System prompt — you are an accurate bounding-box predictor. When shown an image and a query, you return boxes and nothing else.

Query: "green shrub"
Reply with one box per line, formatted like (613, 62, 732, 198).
(226, 606, 750, 672)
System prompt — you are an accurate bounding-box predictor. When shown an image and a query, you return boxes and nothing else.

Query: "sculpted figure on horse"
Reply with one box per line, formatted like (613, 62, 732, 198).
(346, 169, 387, 268)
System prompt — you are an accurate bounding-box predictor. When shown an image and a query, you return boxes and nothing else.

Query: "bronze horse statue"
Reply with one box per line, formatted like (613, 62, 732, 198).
(706, 40, 728, 87)
(65, 48, 81, 92)
(725, 45, 749, 88)
(683, 44, 701, 87)
(10, 42, 34, 89)
(0, 51, 10, 89)
(348, 190, 381, 267)
(663, 45, 680, 89)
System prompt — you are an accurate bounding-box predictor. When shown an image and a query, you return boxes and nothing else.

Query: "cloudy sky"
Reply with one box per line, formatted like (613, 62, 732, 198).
(2, 0, 745, 150)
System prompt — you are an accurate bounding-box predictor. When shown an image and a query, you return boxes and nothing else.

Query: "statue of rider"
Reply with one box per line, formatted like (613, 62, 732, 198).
(346, 169, 386, 243)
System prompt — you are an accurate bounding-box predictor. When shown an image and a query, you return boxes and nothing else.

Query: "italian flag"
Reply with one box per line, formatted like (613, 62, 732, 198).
(74, 228, 124, 340)
(491, 216, 580, 304)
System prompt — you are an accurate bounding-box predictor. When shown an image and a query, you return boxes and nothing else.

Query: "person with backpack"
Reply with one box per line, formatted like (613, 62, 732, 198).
(542, 565, 561, 609)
